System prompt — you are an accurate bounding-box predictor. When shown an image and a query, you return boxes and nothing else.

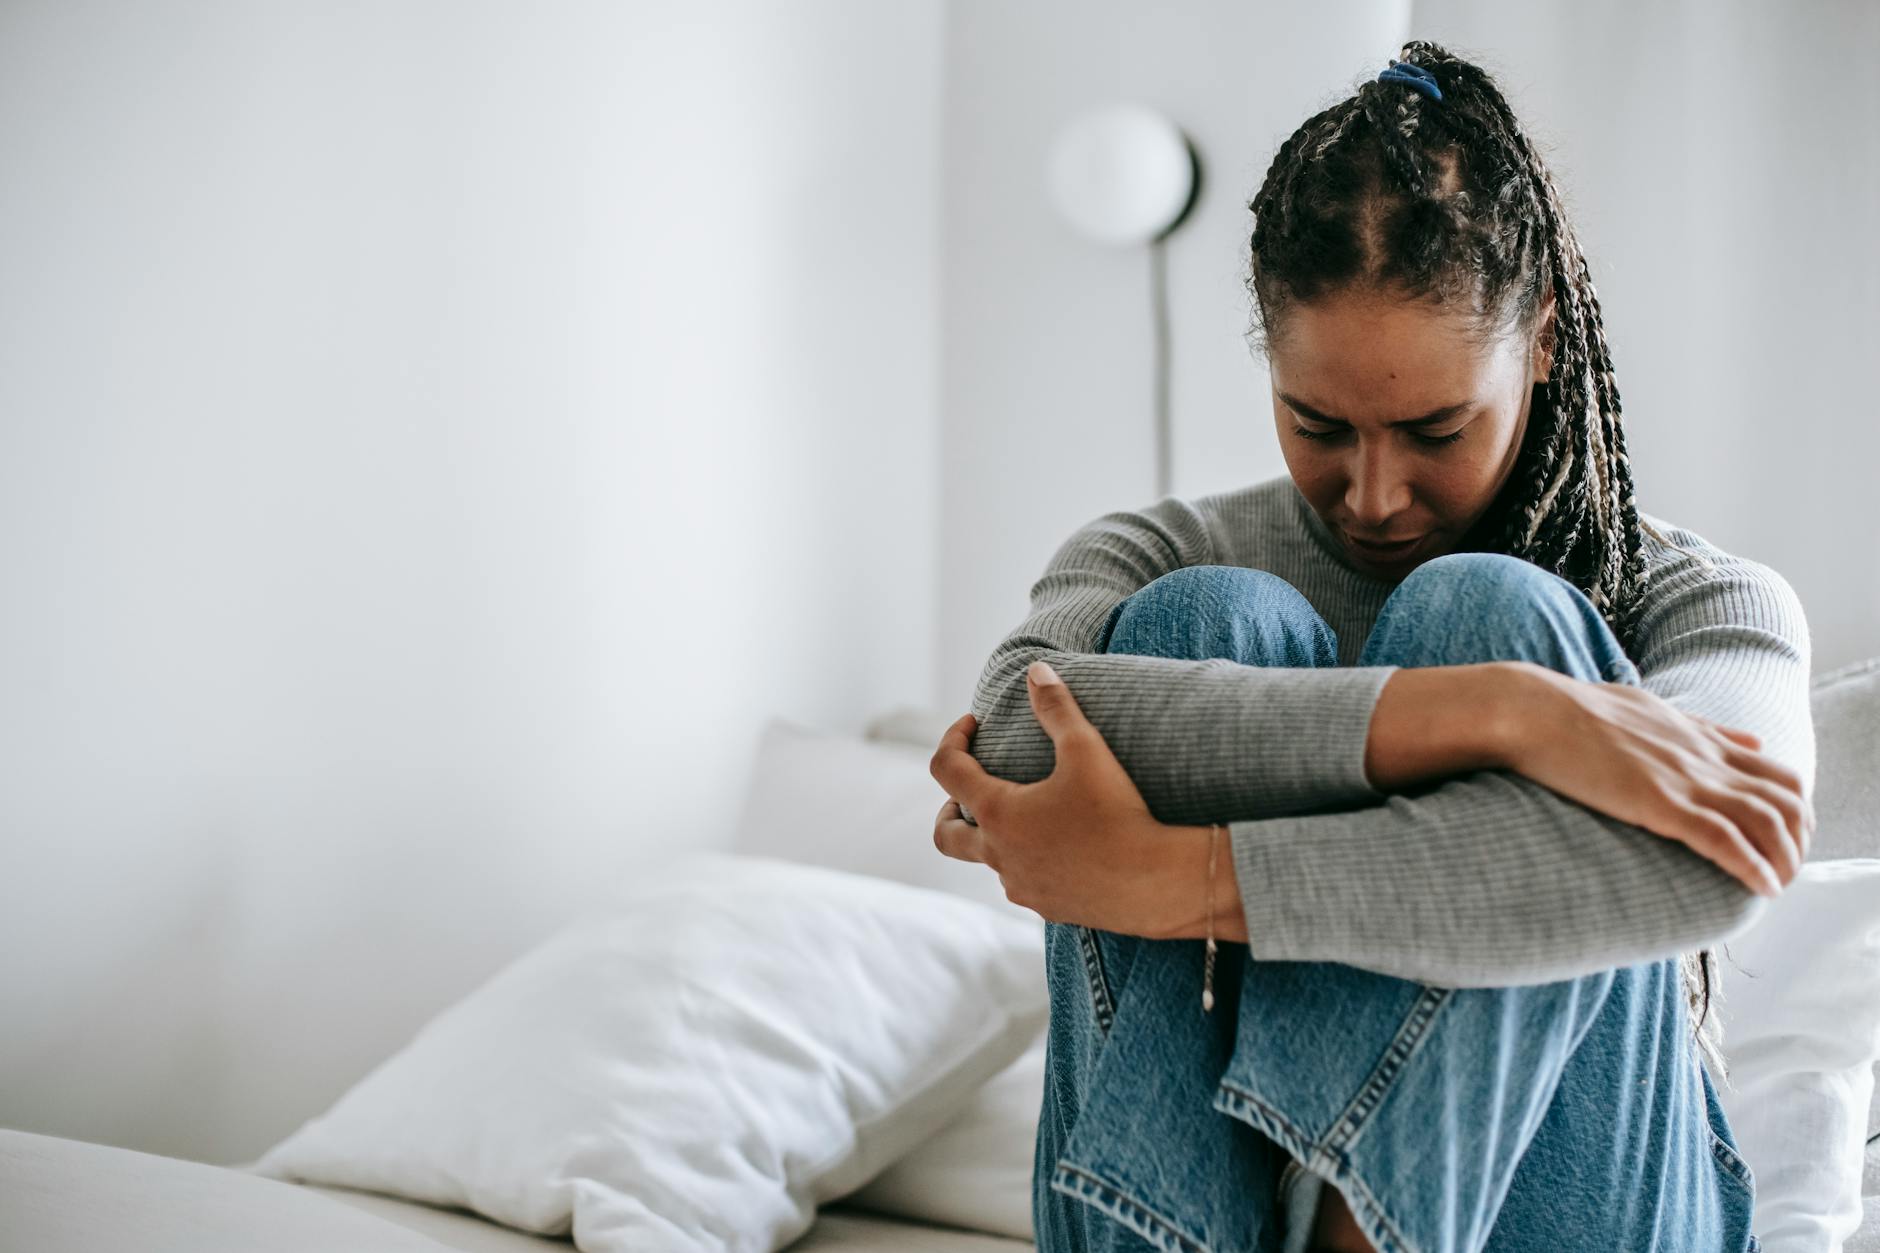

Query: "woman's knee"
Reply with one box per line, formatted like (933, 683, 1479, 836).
(1358, 551, 1638, 684)
(1102, 565, 1338, 667)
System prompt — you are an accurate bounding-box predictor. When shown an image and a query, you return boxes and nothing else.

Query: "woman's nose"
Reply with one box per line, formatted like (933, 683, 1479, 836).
(1345, 449, 1413, 527)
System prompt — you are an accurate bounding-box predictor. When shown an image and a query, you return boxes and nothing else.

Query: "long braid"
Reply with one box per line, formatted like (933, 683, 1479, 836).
(1246, 41, 1726, 1076)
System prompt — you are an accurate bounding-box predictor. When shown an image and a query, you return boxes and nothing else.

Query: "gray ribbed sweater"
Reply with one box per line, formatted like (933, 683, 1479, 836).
(967, 473, 1816, 987)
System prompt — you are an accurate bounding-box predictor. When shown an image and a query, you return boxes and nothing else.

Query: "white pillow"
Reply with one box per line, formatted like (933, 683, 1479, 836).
(254, 853, 1046, 1253)
(847, 1027, 1045, 1239)
(732, 717, 1030, 921)
(1713, 858, 1880, 1253)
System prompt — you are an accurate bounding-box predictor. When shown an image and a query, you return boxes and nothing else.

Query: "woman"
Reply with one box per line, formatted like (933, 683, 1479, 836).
(927, 42, 1814, 1253)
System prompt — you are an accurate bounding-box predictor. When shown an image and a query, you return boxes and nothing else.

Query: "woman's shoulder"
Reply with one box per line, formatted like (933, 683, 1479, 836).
(1636, 509, 1789, 582)
(1189, 473, 1312, 538)
(1191, 472, 1299, 517)
(1632, 509, 1809, 643)
(1636, 509, 1723, 561)
(1179, 474, 1330, 569)
(1042, 476, 1306, 578)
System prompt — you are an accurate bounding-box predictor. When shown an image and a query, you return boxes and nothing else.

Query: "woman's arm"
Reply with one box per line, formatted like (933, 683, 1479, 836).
(967, 498, 1813, 986)
(1361, 663, 1522, 789)
(1195, 548, 1816, 987)
(965, 494, 1405, 823)
(965, 494, 1622, 823)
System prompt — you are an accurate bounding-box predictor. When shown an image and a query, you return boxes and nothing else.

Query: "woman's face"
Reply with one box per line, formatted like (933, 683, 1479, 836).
(1269, 288, 1553, 580)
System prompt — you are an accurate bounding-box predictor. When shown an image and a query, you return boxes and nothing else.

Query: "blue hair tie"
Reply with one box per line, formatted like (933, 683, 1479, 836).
(1377, 59, 1443, 102)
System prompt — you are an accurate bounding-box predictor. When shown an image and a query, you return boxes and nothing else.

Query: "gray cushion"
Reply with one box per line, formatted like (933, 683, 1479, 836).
(1812, 656, 1880, 863)
(1854, 1136, 1880, 1253)
(1809, 656, 1880, 1171)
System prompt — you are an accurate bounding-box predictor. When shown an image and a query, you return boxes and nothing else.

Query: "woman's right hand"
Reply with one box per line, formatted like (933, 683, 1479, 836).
(1496, 661, 1813, 897)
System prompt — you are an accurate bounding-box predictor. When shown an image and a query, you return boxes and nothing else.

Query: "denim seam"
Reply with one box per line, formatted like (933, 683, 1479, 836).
(1705, 1126, 1756, 1195)
(1697, 1049, 1757, 1196)
(1075, 926, 1115, 1036)
(1213, 985, 1453, 1253)
(1050, 1162, 1210, 1253)
(1210, 1086, 1419, 1253)
(1319, 986, 1453, 1155)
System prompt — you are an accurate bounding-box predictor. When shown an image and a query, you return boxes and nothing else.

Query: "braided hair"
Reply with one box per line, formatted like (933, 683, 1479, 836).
(1246, 40, 1726, 1071)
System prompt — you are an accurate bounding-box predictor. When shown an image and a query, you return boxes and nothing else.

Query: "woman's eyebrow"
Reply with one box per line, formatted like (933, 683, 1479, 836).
(1279, 392, 1474, 428)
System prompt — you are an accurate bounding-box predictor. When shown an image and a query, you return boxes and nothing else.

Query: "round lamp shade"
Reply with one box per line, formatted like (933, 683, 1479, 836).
(1046, 104, 1198, 246)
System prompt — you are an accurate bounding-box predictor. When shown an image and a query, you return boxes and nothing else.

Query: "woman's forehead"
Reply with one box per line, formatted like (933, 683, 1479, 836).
(1270, 291, 1523, 413)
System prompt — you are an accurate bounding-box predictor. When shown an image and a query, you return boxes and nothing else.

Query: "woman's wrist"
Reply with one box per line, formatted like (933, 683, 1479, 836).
(1363, 660, 1534, 791)
(1150, 822, 1250, 944)
(1149, 664, 1543, 944)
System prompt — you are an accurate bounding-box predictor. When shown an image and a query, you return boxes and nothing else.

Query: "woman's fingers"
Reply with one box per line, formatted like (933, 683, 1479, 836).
(1691, 716, 1812, 870)
(1711, 740, 1813, 860)
(1713, 734, 1804, 796)
(1709, 786, 1802, 887)
(1735, 768, 1812, 863)
(933, 797, 990, 865)
(929, 714, 996, 817)
(1672, 803, 1781, 897)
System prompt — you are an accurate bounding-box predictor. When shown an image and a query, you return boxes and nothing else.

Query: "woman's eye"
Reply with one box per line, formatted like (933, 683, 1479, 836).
(1291, 425, 1465, 448)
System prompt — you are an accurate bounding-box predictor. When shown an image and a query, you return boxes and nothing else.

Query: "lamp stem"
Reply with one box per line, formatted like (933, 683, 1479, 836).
(1150, 237, 1172, 499)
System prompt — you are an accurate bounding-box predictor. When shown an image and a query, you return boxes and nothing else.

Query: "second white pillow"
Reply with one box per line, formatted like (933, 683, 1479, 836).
(1712, 858, 1880, 1253)
(848, 1028, 1046, 1239)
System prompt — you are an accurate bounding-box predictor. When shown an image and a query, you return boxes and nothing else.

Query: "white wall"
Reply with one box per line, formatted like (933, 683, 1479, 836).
(937, 0, 1414, 705)
(7, 0, 1870, 1175)
(0, 0, 941, 1165)
(938, 1, 1877, 709)
(1408, 0, 1880, 676)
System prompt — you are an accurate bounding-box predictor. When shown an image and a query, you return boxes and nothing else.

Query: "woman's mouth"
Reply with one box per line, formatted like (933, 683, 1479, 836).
(1344, 530, 1426, 559)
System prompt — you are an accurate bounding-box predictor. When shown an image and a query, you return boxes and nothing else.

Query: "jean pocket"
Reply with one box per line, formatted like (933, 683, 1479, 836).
(1707, 1126, 1755, 1198)
(1075, 925, 1116, 1037)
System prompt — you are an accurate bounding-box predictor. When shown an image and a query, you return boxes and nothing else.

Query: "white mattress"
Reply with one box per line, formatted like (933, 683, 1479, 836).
(6, 1126, 1870, 1249)
(0, 1129, 1032, 1253)
(309, 1181, 1034, 1253)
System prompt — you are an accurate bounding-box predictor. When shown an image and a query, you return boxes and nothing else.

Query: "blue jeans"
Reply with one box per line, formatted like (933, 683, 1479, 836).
(1035, 553, 1759, 1253)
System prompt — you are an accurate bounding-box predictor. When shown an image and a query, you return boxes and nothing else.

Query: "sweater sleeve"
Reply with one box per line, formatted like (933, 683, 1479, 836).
(1229, 540, 1817, 988)
(964, 495, 1401, 825)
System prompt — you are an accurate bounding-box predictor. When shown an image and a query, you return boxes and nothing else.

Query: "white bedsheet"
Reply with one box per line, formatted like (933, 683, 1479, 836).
(314, 1181, 1033, 1252)
(0, 1129, 1032, 1253)
(8, 1126, 1869, 1249)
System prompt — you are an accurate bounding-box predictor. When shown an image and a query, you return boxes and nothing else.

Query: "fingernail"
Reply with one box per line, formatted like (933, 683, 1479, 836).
(1028, 660, 1062, 687)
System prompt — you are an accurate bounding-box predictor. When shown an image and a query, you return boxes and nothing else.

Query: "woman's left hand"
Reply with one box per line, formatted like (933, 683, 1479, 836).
(928, 659, 1181, 937)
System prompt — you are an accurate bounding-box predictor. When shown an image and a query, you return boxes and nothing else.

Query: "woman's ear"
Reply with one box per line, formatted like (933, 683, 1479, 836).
(1532, 292, 1558, 383)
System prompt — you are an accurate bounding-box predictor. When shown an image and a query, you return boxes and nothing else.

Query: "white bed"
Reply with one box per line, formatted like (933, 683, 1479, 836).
(0, 1129, 1030, 1252)
(4, 1123, 1875, 1252)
